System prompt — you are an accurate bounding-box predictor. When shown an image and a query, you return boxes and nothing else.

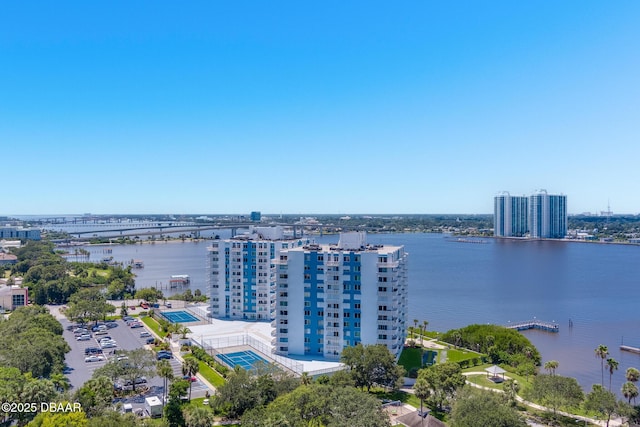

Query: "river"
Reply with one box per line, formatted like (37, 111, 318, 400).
(74, 232, 640, 394)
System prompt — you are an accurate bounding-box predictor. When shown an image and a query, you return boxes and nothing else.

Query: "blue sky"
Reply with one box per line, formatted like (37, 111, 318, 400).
(1, 1, 639, 215)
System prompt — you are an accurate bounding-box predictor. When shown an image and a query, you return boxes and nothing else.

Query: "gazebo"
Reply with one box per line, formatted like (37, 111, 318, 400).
(485, 365, 507, 383)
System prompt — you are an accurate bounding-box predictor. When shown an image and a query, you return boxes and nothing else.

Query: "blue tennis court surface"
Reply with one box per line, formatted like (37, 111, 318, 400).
(218, 350, 269, 370)
(163, 310, 199, 323)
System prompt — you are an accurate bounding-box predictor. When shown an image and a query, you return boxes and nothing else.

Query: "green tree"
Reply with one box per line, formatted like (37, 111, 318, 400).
(27, 409, 88, 427)
(212, 366, 259, 418)
(626, 367, 640, 383)
(340, 344, 405, 391)
(584, 384, 618, 427)
(413, 376, 431, 414)
(450, 387, 527, 427)
(622, 381, 639, 404)
(94, 348, 156, 393)
(74, 376, 113, 418)
(181, 356, 200, 401)
(135, 287, 164, 303)
(544, 360, 559, 375)
(157, 359, 174, 410)
(606, 358, 619, 391)
(502, 379, 520, 407)
(416, 361, 466, 411)
(66, 288, 115, 325)
(165, 380, 189, 427)
(595, 344, 609, 387)
(527, 374, 584, 417)
(241, 384, 390, 427)
(183, 405, 215, 427)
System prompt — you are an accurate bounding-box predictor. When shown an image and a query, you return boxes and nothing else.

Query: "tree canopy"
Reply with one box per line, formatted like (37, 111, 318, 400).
(415, 361, 466, 411)
(450, 387, 527, 427)
(340, 344, 405, 391)
(440, 324, 541, 366)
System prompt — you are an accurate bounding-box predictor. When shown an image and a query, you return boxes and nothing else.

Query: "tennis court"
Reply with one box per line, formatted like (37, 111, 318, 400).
(163, 310, 199, 323)
(218, 350, 270, 371)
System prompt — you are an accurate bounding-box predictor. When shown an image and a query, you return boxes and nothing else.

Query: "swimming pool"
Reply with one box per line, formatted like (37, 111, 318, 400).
(163, 310, 199, 323)
(218, 350, 270, 370)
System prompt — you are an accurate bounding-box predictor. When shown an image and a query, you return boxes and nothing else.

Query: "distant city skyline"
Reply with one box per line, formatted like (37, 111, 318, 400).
(2, 2, 639, 215)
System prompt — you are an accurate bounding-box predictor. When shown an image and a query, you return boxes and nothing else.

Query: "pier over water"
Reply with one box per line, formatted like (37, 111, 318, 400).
(506, 319, 559, 333)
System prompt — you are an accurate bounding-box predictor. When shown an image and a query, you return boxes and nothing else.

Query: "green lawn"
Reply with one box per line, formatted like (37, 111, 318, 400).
(198, 361, 225, 388)
(445, 348, 483, 363)
(141, 316, 167, 338)
(398, 347, 423, 372)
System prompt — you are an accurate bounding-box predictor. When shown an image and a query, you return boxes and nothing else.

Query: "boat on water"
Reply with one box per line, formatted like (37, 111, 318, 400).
(169, 274, 190, 288)
(132, 259, 144, 268)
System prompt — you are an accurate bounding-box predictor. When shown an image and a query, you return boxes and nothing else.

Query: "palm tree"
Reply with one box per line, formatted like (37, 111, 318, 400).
(178, 326, 192, 339)
(412, 319, 418, 339)
(453, 331, 462, 349)
(626, 367, 640, 383)
(422, 320, 429, 345)
(50, 373, 70, 392)
(413, 377, 430, 416)
(182, 356, 200, 401)
(595, 344, 609, 386)
(622, 381, 639, 404)
(157, 359, 174, 409)
(606, 358, 619, 391)
(300, 372, 312, 386)
(544, 360, 559, 376)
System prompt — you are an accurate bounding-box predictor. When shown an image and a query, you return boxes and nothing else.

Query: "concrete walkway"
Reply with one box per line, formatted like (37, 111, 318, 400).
(463, 371, 623, 427)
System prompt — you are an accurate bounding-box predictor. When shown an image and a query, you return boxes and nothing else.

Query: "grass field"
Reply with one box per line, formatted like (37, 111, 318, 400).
(141, 316, 167, 338)
(198, 361, 225, 387)
(398, 347, 423, 372)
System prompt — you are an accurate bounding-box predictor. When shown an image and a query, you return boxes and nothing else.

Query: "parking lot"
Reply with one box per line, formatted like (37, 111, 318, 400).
(61, 317, 211, 402)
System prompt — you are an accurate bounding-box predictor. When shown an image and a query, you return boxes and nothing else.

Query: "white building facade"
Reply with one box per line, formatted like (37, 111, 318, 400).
(494, 192, 528, 237)
(273, 232, 408, 360)
(207, 227, 311, 320)
(529, 190, 568, 238)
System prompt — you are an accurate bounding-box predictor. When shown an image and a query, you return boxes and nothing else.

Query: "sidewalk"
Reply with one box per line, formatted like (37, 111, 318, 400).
(462, 371, 623, 427)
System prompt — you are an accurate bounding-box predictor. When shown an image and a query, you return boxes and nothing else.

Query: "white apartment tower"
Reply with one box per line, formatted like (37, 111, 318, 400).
(207, 227, 311, 320)
(273, 232, 408, 360)
(494, 192, 528, 237)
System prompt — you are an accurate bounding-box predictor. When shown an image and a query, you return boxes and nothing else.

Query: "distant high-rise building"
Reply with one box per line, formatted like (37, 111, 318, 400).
(494, 190, 567, 239)
(494, 192, 528, 237)
(250, 211, 261, 222)
(273, 232, 408, 360)
(528, 190, 567, 238)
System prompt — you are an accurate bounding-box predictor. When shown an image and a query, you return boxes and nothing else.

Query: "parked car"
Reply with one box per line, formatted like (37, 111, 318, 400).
(98, 336, 112, 342)
(85, 355, 105, 363)
(122, 316, 134, 322)
(84, 347, 102, 355)
(156, 352, 172, 360)
(117, 356, 129, 361)
(95, 330, 109, 336)
(182, 375, 197, 382)
(145, 337, 155, 344)
(165, 303, 172, 308)
(76, 334, 91, 341)
(101, 342, 117, 349)
(140, 331, 151, 338)
(130, 323, 143, 328)
(73, 327, 89, 334)
(106, 322, 118, 328)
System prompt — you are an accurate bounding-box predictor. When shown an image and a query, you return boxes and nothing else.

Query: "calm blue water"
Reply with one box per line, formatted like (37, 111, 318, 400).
(78, 233, 640, 394)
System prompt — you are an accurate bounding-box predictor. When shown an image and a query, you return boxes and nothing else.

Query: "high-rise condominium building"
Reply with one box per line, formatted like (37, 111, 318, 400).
(494, 192, 529, 237)
(273, 232, 408, 360)
(529, 190, 568, 238)
(207, 227, 311, 320)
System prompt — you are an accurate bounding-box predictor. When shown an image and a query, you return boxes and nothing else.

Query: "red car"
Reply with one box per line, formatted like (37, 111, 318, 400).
(182, 375, 197, 382)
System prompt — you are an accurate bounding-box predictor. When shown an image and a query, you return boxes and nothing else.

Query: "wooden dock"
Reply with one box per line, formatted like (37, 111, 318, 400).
(620, 345, 640, 355)
(506, 320, 559, 333)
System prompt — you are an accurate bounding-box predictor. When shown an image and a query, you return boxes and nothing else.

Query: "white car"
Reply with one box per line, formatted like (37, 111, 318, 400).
(85, 355, 105, 363)
(101, 342, 117, 349)
(140, 331, 151, 338)
(99, 338, 116, 344)
(76, 334, 91, 341)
